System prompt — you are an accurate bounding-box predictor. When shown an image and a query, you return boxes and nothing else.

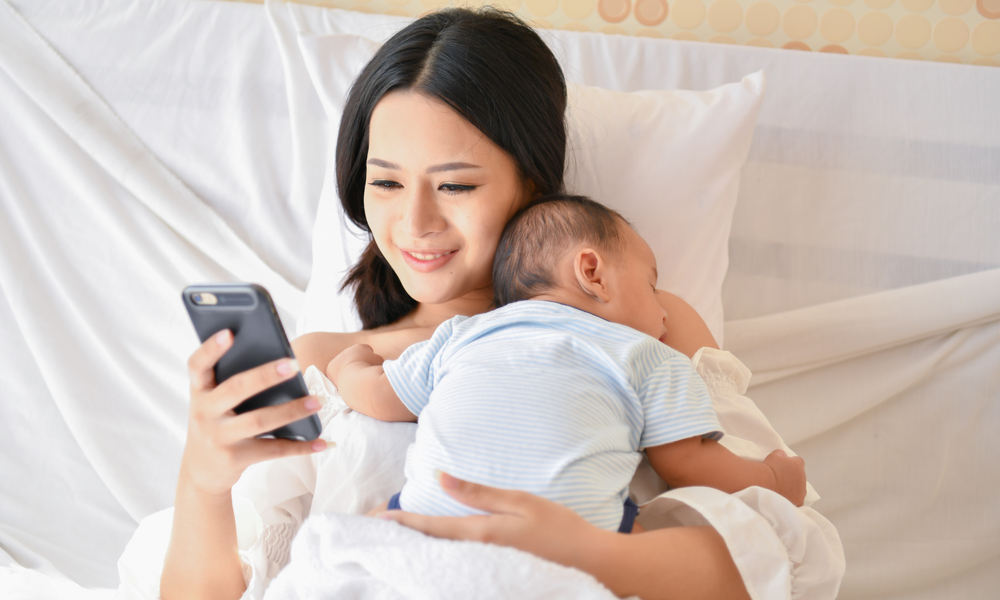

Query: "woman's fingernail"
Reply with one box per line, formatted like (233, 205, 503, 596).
(304, 397, 320, 411)
(215, 330, 230, 346)
(311, 440, 328, 452)
(277, 359, 299, 376)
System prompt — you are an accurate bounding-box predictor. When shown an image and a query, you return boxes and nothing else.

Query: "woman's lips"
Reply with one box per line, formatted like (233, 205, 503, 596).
(400, 248, 457, 272)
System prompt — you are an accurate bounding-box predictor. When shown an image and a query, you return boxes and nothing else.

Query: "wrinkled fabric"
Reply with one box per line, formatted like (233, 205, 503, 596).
(1, 0, 996, 598)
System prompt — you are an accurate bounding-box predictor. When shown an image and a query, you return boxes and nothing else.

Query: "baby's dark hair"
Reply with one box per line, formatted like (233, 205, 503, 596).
(493, 194, 630, 307)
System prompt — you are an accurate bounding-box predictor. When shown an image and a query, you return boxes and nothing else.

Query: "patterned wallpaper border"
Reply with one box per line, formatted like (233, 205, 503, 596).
(235, 0, 1000, 66)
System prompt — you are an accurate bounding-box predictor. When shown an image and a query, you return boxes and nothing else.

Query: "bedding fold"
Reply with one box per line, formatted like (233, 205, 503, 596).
(0, 0, 303, 314)
(0, 0, 314, 584)
(726, 270, 1000, 598)
(725, 267, 1000, 385)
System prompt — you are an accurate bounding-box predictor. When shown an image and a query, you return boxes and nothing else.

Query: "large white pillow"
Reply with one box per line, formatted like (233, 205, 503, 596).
(295, 32, 764, 348)
(564, 73, 764, 347)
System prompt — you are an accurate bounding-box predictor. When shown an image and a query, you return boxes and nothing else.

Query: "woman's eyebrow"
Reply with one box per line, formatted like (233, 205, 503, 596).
(367, 158, 400, 170)
(368, 158, 482, 175)
(426, 162, 481, 174)
(366, 159, 482, 173)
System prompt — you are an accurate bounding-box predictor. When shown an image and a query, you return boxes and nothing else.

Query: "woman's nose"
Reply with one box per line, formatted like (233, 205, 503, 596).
(401, 184, 447, 238)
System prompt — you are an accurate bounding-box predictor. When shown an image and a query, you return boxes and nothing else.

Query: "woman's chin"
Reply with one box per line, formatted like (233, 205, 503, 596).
(401, 281, 492, 310)
(400, 283, 460, 306)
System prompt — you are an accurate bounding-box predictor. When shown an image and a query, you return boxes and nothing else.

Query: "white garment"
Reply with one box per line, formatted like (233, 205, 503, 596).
(116, 350, 844, 600)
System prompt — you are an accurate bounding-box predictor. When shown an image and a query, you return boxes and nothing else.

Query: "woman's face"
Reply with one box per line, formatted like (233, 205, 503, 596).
(365, 91, 529, 306)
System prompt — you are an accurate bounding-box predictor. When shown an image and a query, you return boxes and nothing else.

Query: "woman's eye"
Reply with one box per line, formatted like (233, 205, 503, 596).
(368, 180, 401, 189)
(439, 183, 477, 194)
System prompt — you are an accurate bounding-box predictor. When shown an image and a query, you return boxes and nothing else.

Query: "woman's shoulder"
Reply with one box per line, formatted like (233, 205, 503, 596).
(655, 290, 719, 359)
(292, 322, 439, 370)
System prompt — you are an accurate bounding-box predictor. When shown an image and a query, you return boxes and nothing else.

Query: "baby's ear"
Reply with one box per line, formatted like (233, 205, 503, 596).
(573, 248, 611, 302)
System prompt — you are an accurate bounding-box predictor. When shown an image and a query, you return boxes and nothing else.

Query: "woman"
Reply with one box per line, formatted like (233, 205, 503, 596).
(159, 8, 836, 600)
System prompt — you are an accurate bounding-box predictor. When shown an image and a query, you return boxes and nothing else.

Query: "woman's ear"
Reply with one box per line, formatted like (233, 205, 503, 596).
(573, 249, 611, 303)
(520, 179, 540, 207)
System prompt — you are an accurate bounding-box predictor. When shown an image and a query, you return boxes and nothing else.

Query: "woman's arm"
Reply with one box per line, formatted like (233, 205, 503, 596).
(161, 331, 327, 600)
(293, 331, 363, 372)
(646, 438, 807, 507)
(381, 473, 750, 600)
(163, 482, 245, 600)
(656, 290, 719, 358)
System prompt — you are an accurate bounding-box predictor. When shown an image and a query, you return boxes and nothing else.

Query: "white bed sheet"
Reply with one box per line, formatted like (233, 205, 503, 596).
(0, 0, 320, 588)
(0, 0, 997, 598)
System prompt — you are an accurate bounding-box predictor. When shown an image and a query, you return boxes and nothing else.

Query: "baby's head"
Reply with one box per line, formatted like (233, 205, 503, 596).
(493, 194, 668, 341)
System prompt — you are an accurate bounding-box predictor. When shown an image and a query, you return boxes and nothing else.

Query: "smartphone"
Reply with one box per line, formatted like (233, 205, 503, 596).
(182, 283, 321, 441)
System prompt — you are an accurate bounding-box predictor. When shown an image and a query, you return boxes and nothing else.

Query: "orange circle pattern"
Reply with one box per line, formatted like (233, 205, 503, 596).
(598, 0, 631, 22)
(783, 40, 812, 49)
(308, 0, 1000, 66)
(979, 0, 1000, 17)
(636, 0, 670, 25)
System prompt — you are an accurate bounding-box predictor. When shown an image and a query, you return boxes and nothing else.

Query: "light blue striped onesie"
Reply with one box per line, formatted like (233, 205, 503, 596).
(382, 300, 722, 531)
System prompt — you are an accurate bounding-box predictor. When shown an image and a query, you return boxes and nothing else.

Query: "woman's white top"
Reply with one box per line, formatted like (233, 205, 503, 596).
(116, 348, 845, 600)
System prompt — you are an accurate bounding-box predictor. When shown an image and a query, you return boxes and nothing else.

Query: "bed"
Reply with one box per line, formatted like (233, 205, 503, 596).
(0, 0, 997, 598)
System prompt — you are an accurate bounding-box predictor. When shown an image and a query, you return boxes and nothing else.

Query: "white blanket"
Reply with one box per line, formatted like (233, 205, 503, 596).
(264, 514, 621, 600)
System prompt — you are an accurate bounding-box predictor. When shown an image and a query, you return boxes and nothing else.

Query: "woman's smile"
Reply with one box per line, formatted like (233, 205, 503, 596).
(400, 248, 458, 272)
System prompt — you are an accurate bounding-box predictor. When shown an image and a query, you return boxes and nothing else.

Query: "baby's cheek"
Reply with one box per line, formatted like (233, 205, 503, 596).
(616, 305, 646, 335)
(640, 302, 666, 338)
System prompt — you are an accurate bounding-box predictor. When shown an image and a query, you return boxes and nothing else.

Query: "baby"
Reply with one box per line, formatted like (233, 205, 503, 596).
(327, 194, 805, 533)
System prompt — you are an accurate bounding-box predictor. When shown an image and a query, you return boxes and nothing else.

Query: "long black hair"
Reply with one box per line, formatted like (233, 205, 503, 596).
(337, 7, 568, 329)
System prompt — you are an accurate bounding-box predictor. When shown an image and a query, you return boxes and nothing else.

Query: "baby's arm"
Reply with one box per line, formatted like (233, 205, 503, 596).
(645, 437, 807, 507)
(325, 344, 416, 423)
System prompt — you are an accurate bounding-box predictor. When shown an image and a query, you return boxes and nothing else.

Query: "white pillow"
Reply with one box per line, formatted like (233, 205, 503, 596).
(295, 32, 764, 348)
(564, 73, 765, 347)
(296, 34, 380, 337)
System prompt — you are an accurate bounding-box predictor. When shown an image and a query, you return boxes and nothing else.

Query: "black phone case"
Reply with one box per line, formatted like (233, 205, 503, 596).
(182, 283, 321, 441)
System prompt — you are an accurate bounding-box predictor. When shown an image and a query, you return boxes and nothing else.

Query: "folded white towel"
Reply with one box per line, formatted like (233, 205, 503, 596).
(262, 512, 620, 600)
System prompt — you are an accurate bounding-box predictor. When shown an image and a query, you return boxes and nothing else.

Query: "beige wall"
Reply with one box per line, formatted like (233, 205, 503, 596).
(241, 0, 1000, 65)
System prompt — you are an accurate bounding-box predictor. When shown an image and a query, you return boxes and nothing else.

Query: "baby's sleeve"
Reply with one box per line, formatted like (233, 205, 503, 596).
(382, 316, 461, 417)
(637, 355, 723, 449)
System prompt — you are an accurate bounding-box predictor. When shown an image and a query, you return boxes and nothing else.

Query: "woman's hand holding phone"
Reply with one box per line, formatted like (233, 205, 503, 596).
(180, 329, 327, 496)
(163, 329, 327, 600)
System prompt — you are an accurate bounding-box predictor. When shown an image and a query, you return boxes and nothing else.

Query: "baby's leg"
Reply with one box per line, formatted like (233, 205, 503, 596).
(366, 500, 390, 517)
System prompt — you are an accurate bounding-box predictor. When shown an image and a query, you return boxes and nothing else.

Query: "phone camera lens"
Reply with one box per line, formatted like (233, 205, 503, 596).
(192, 293, 203, 303)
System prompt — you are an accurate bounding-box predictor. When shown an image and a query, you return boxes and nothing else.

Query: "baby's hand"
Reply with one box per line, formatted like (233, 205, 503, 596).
(763, 450, 807, 507)
(325, 343, 384, 386)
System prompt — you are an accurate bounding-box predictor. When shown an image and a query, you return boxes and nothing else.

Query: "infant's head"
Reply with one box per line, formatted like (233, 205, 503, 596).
(493, 194, 668, 341)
